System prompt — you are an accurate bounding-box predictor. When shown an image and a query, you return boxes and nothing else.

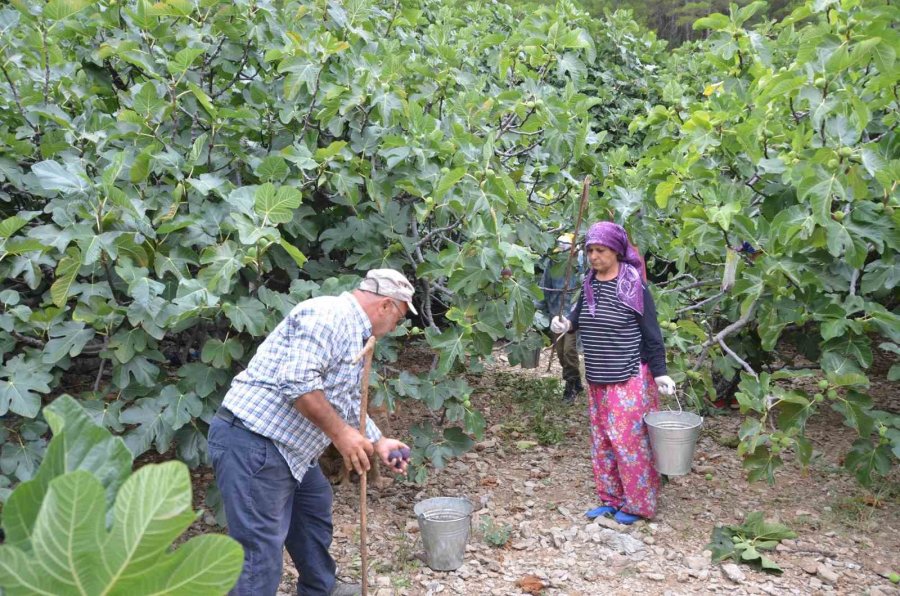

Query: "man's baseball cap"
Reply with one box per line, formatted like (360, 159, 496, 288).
(359, 269, 418, 315)
(555, 233, 574, 252)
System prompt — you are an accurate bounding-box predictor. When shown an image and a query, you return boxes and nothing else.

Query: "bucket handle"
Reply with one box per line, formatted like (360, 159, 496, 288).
(657, 389, 702, 421)
(660, 388, 684, 413)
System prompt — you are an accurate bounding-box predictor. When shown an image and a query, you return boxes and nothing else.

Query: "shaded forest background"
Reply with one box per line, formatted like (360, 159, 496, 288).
(528, 0, 798, 45)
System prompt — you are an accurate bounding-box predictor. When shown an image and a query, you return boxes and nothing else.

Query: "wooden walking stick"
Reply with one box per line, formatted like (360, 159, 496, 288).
(352, 335, 377, 596)
(546, 175, 591, 372)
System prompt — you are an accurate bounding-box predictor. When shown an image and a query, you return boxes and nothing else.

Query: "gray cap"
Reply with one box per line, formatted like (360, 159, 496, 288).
(359, 269, 418, 315)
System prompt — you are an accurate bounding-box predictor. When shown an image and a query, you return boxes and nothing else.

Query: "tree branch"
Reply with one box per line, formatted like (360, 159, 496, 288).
(702, 300, 758, 349)
(415, 220, 462, 250)
(0, 62, 40, 134)
(11, 331, 45, 348)
(676, 291, 725, 314)
(718, 337, 757, 377)
(661, 279, 718, 293)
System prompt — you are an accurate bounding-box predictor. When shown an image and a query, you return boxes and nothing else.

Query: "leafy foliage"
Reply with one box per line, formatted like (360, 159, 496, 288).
(0, 0, 661, 492)
(606, 0, 899, 484)
(706, 511, 796, 573)
(0, 395, 243, 594)
(0, 0, 895, 496)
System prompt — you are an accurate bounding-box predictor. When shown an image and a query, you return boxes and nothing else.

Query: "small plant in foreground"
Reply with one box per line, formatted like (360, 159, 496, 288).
(706, 511, 796, 573)
(479, 516, 512, 548)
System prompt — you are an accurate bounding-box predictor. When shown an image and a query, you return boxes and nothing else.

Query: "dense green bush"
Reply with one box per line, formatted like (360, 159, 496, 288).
(602, 0, 898, 483)
(0, 0, 895, 498)
(0, 0, 661, 491)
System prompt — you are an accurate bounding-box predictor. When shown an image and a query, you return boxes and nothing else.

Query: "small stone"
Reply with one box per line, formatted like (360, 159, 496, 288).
(644, 572, 666, 581)
(721, 563, 746, 583)
(801, 558, 819, 574)
(816, 563, 840, 585)
(590, 516, 624, 531)
(685, 556, 709, 571)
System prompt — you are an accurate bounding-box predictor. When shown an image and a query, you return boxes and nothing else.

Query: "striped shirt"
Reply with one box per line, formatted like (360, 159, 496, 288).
(222, 292, 382, 482)
(579, 278, 643, 384)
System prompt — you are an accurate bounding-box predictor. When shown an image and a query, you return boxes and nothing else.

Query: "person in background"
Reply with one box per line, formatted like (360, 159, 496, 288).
(550, 222, 675, 525)
(209, 269, 415, 596)
(536, 233, 585, 404)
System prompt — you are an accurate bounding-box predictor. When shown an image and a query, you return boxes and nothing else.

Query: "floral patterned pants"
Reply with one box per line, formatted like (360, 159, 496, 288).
(587, 364, 660, 518)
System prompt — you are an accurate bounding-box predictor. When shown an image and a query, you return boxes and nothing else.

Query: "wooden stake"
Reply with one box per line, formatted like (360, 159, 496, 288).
(353, 335, 376, 596)
(547, 176, 591, 371)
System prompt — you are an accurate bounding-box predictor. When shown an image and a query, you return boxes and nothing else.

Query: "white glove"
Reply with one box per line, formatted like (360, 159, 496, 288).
(655, 375, 676, 396)
(550, 316, 571, 334)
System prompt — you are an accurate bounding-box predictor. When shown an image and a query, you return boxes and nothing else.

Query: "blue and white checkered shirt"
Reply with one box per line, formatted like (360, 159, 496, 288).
(222, 292, 383, 482)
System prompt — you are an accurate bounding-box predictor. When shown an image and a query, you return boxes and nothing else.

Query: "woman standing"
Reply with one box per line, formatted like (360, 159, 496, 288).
(550, 221, 675, 525)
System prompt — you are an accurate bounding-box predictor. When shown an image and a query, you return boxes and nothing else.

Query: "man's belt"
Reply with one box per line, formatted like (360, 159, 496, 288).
(215, 406, 250, 430)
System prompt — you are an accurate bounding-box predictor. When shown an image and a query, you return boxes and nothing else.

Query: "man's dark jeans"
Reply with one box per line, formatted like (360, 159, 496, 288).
(208, 413, 336, 596)
(550, 330, 581, 383)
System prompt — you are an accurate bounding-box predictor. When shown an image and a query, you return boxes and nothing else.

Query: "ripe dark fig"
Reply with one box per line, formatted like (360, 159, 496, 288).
(388, 447, 411, 469)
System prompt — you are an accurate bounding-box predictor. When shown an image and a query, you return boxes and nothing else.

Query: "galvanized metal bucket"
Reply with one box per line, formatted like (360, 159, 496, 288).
(414, 497, 473, 571)
(519, 346, 541, 369)
(644, 392, 703, 476)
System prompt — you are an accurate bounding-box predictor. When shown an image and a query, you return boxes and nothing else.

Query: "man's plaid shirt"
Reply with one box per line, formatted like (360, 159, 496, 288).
(222, 292, 382, 482)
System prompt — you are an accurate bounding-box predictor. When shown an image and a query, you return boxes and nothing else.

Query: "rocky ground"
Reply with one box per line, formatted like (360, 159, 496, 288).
(194, 348, 899, 596)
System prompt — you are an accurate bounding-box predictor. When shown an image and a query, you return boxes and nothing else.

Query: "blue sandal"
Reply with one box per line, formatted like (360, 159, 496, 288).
(613, 510, 643, 525)
(585, 505, 618, 519)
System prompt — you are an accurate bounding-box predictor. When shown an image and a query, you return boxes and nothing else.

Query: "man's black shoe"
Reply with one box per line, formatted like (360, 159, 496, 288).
(563, 380, 577, 404)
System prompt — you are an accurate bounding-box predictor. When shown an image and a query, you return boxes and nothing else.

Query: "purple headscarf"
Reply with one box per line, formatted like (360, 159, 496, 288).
(582, 222, 646, 316)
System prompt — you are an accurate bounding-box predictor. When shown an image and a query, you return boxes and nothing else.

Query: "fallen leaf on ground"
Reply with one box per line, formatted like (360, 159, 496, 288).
(515, 574, 545, 595)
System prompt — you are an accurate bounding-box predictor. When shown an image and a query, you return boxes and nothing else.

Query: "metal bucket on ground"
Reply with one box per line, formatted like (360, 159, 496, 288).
(414, 497, 473, 571)
(644, 392, 703, 476)
(519, 346, 541, 369)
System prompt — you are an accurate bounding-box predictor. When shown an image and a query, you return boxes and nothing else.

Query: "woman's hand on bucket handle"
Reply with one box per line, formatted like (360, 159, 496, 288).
(550, 316, 571, 334)
(654, 375, 676, 396)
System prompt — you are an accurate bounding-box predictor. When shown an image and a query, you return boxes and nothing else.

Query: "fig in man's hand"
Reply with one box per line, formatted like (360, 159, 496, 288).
(388, 447, 411, 469)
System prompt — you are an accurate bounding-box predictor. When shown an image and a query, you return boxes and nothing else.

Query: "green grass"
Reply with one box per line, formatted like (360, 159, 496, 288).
(491, 373, 570, 446)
